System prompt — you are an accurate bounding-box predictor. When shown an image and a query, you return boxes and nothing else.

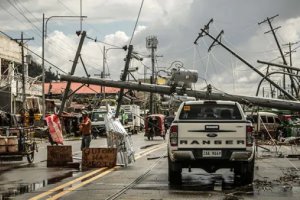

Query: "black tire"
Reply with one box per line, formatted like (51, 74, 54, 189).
(244, 159, 255, 184)
(168, 157, 182, 185)
(234, 159, 254, 186)
(147, 135, 151, 140)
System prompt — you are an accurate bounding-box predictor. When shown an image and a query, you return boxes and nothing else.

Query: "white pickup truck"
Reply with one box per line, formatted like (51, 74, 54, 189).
(168, 100, 255, 185)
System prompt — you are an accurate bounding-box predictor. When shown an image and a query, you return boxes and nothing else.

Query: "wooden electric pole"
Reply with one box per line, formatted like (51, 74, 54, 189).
(13, 32, 34, 110)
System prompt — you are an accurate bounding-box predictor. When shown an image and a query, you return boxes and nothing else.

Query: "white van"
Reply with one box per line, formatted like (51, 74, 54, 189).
(91, 107, 107, 138)
(246, 111, 281, 138)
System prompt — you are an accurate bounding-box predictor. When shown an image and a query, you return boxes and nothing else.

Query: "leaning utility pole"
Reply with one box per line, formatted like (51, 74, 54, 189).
(146, 36, 158, 114)
(258, 15, 297, 96)
(283, 41, 299, 71)
(115, 45, 133, 118)
(194, 19, 296, 101)
(59, 31, 86, 115)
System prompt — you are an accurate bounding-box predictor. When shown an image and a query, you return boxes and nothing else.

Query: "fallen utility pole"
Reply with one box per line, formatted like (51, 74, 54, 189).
(60, 75, 300, 111)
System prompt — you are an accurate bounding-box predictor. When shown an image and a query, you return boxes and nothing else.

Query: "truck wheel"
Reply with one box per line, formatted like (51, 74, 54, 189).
(244, 159, 255, 184)
(234, 159, 254, 186)
(168, 158, 182, 185)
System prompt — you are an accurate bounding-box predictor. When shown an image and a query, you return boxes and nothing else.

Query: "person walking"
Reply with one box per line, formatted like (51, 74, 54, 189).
(80, 110, 92, 150)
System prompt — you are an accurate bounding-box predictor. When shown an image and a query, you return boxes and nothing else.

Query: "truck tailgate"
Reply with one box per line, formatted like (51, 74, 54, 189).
(177, 121, 246, 149)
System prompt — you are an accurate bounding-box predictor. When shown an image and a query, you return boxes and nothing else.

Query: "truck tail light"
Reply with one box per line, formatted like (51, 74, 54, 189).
(246, 125, 254, 146)
(170, 125, 178, 147)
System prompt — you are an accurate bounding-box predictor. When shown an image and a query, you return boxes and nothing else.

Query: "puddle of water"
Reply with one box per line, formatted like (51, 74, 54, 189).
(0, 170, 80, 199)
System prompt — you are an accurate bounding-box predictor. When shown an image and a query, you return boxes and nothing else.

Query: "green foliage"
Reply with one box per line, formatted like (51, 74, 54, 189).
(28, 61, 58, 82)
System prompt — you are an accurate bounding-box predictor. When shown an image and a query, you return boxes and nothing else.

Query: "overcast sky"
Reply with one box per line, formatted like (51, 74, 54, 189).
(1, 0, 300, 97)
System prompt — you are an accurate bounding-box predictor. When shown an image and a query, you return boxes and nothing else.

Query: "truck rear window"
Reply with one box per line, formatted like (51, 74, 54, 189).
(91, 112, 105, 121)
(179, 104, 242, 120)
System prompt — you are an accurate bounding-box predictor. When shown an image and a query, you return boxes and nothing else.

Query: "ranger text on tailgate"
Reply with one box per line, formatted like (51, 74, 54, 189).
(168, 100, 255, 185)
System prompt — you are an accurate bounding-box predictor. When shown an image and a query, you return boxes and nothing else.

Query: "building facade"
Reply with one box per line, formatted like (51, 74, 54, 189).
(0, 34, 42, 113)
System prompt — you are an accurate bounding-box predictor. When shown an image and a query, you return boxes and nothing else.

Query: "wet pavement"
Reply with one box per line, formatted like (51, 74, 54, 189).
(1, 134, 300, 199)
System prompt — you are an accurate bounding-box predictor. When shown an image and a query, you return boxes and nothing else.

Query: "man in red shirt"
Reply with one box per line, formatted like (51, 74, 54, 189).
(80, 111, 92, 150)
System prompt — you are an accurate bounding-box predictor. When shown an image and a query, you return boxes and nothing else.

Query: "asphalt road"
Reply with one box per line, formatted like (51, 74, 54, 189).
(1, 133, 300, 200)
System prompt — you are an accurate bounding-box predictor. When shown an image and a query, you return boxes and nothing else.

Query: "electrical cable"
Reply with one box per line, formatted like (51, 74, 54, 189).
(128, 0, 144, 46)
(0, 30, 67, 74)
(2, 1, 82, 71)
(7, 0, 42, 39)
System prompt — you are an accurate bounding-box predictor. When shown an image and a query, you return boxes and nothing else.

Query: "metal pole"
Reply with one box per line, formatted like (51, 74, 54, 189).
(80, 0, 82, 32)
(45, 16, 87, 37)
(102, 46, 105, 99)
(42, 13, 45, 119)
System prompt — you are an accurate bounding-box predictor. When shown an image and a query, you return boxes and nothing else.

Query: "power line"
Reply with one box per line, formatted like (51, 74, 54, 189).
(7, 0, 42, 39)
(128, 0, 144, 46)
(0, 4, 78, 65)
(86, 35, 122, 48)
(0, 30, 67, 74)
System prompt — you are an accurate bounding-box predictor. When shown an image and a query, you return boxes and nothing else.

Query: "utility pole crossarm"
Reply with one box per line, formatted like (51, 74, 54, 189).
(257, 60, 300, 72)
(194, 18, 213, 44)
(208, 30, 224, 52)
(258, 14, 279, 25)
